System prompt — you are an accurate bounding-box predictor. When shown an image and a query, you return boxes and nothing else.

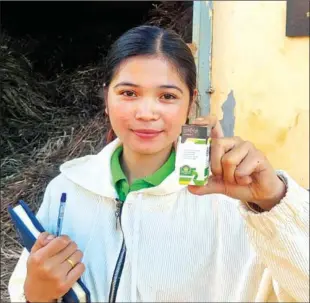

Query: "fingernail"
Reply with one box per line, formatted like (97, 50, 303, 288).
(46, 235, 55, 241)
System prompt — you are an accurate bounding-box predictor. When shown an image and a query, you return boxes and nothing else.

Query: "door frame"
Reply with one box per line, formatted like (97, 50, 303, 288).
(192, 1, 213, 116)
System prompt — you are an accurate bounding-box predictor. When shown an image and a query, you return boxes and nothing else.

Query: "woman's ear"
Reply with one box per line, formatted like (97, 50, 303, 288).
(192, 89, 198, 109)
(187, 89, 199, 122)
(193, 89, 198, 99)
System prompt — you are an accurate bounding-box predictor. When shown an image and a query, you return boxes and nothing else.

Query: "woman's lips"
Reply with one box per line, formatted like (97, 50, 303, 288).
(132, 129, 163, 139)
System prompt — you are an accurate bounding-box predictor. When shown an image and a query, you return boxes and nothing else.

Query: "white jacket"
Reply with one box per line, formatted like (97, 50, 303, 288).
(8, 138, 309, 302)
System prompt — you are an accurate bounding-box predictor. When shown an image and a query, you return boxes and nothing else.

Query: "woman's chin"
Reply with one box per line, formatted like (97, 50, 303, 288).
(130, 143, 164, 155)
(126, 139, 170, 155)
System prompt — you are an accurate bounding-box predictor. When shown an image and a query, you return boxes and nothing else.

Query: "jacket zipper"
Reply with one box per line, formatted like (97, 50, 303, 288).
(109, 199, 126, 303)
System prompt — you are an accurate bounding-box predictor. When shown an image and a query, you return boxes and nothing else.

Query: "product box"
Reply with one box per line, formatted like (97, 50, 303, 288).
(176, 125, 211, 186)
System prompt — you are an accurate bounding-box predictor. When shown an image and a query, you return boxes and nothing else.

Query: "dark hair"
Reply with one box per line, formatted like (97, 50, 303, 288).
(104, 25, 197, 143)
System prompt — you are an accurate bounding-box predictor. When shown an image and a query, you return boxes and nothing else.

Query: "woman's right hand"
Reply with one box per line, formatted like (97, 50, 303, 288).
(24, 232, 85, 302)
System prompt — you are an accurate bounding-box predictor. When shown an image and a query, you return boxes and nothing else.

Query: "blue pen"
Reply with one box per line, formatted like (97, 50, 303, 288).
(56, 193, 67, 237)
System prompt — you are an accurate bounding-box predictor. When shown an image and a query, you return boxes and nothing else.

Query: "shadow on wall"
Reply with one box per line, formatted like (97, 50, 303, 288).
(220, 90, 236, 137)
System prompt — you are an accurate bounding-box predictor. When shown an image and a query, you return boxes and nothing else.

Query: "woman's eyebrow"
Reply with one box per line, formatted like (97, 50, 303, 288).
(113, 82, 139, 89)
(159, 85, 183, 94)
(113, 82, 183, 94)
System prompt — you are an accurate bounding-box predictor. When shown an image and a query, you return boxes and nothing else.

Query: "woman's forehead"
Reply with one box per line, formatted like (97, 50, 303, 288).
(111, 56, 187, 88)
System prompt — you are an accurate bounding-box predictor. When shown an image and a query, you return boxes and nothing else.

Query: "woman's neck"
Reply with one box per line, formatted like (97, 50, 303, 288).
(121, 145, 173, 184)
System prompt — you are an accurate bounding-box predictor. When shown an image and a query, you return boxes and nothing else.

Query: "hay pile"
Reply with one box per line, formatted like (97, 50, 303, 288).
(146, 1, 193, 42)
(0, 32, 108, 300)
(1, 2, 192, 301)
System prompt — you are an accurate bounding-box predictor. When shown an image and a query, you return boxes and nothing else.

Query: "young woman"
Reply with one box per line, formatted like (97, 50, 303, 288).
(9, 26, 309, 303)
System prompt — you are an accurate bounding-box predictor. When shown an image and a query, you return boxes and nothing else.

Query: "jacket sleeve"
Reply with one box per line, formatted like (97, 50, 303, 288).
(8, 180, 55, 302)
(239, 170, 309, 302)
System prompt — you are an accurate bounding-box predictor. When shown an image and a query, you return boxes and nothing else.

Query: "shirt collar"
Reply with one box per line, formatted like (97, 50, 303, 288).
(60, 137, 185, 198)
(111, 145, 126, 185)
(111, 145, 176, 187)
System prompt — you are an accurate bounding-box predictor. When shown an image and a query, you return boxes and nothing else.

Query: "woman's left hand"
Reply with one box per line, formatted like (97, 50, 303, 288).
(187, 116, 287, 211)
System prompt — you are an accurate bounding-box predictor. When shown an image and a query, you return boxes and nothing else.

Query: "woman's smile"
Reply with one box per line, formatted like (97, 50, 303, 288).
(131, 129, 163, 139)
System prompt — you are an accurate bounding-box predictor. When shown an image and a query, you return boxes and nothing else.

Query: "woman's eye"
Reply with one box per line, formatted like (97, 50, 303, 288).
(161, 93, 176, 100)
(121, 90, 137, 97)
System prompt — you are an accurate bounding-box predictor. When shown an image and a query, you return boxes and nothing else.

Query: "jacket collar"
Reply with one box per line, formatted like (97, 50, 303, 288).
(59, 138, 185, 199)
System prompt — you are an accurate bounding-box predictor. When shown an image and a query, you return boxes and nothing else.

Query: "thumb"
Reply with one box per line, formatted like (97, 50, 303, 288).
(188, 175, 226, 196)
(31, 232, 55, 253)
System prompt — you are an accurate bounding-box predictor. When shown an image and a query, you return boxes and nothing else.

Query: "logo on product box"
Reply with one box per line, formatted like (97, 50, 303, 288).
(180, 165, 194, 176)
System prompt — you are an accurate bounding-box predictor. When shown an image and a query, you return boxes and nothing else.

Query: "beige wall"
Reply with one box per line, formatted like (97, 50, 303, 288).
(211, 1, 309, 188)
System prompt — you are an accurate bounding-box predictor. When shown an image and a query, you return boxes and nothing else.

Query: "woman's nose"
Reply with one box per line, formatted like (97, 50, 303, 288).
(135, 99, 159, 121)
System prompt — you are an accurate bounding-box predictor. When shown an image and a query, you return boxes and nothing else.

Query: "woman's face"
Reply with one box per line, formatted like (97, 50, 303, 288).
(106, 56, 191, 155)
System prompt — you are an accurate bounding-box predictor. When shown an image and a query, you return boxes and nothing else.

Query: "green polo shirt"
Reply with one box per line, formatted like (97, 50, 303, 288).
(111, 146, 175, 201)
